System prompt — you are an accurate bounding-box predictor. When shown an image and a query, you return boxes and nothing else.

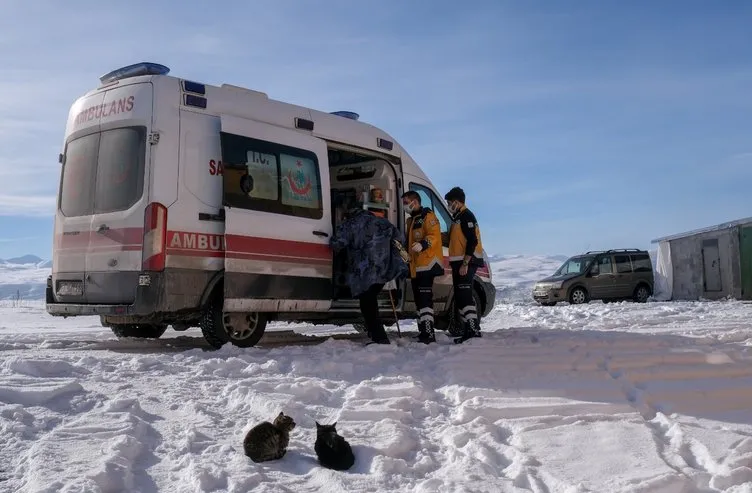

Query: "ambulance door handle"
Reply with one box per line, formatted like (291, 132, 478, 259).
(97, 224, 110, 234)
(313, 230, 329, 238)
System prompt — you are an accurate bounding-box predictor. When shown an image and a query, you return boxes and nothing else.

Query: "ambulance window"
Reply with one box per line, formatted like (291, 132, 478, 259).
(60, 132, 99, 217)
(94, 127, 146, 214)
(245, 151, 279, 201)
(221, 132, 323, 219)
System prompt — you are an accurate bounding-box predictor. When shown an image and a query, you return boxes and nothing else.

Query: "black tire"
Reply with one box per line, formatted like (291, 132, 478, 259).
(199, 296, 268, 349)
(223, 312, 267, 348)
(569, 287, 589, 305)
(110, 324, 167, 339)
(633, 284, 651, 303)
(447, 289, 483, 337)
(353, 323, 367, 333)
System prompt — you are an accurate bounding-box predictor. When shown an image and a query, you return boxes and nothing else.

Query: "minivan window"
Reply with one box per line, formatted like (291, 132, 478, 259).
(59, 126, 146, 217)
(614, 255, 633, 273)
(630, 253, 652, 273)
(554, 255, 594, 276)
(598, 256, 613, 274)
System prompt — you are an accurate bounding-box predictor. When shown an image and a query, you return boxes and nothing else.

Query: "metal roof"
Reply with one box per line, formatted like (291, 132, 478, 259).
(651, 216, 752, 244)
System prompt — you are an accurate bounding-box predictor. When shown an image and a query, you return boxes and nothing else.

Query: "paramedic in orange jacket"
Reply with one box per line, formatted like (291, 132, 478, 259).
(444, 186, 485, 343)
(402, 191, 444, 344)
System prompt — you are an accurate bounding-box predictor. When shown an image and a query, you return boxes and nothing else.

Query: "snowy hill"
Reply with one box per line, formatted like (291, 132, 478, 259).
(0, 253, 569, 302)
(0, 256, 50, 300)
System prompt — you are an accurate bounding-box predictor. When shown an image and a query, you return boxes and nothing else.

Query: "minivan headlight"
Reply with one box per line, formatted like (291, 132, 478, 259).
(550, 281, 563, 289)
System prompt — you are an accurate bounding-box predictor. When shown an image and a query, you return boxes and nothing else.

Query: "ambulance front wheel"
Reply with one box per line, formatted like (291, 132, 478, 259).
(199, 296, 267, 349)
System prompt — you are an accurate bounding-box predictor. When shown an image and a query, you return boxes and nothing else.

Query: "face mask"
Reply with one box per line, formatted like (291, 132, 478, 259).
(404, 200, 417, 214)
(448, 201, 459, 214)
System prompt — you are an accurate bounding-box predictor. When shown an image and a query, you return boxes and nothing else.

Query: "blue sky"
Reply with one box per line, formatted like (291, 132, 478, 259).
(1, 0, 751, 259)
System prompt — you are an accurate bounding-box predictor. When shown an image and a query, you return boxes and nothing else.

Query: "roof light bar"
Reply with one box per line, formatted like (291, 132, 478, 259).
(99, 62, 170, 84)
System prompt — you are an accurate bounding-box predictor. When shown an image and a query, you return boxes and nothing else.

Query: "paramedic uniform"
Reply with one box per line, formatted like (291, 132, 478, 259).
(448, 205, 485, 341)
(406, 207, 444, 342)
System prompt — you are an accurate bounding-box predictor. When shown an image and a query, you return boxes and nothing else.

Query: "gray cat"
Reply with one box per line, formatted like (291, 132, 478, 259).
(243, 412, 296, 463)
(314, 421, 355, 471)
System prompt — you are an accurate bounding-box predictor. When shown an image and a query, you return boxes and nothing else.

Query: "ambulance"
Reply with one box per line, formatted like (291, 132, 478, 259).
(46, 62, 496, 348)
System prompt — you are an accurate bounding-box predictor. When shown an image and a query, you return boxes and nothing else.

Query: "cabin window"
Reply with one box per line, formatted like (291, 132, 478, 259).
(408, 182, 452, 234)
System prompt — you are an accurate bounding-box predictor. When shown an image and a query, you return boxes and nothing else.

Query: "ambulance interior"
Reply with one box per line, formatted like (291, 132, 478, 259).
(328, 148, 403, 306)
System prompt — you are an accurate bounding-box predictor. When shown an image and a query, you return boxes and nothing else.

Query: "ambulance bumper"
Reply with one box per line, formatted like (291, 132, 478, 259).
(45, 273, 164, 317)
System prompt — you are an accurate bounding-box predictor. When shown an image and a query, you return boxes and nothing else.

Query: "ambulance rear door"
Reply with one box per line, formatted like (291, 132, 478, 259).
(219, 114, 333, 313)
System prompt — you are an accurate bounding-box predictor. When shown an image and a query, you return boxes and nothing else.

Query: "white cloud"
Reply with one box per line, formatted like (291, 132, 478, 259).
(0, 194, 56, 217)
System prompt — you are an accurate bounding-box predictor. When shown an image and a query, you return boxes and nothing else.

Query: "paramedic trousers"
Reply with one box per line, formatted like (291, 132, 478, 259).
(358, 283, 390, 343)
(450, 263, 480, 329)
(411, 273, 436, 326)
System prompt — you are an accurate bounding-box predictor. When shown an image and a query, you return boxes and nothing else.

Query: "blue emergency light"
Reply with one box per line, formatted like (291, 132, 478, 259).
(330, 111, 360, 121)
(99, 62, 171, 84)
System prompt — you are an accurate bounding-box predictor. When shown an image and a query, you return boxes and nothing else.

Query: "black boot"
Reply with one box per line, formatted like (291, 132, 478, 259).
(416, 320, 436, 344)
(368, 322, 390, 344)
(453, 318, 481, 344)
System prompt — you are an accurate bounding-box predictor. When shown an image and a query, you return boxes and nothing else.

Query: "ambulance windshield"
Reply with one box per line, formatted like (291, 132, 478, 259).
(59, 126, 146, 217)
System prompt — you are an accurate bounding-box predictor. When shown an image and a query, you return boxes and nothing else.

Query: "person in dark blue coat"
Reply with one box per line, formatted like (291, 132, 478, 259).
(330, 207, 408, 344)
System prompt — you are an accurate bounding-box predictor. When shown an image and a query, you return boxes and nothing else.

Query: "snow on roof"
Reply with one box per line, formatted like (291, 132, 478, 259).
(651, 216, 752, 244)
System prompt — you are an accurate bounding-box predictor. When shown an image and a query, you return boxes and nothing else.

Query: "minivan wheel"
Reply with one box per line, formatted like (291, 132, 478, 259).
(110, 324, 167, 339)
(569, 287, 589, 305)
(633, 285, 651, 303)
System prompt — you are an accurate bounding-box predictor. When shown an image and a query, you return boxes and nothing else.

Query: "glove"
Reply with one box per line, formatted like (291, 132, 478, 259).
(411, 242, 423, 253)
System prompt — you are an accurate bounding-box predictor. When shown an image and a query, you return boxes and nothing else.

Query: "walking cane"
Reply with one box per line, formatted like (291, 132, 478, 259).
(388, 288, 402, 338)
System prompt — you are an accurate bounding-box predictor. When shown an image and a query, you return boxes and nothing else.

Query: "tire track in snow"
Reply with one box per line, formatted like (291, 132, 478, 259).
(602, 344, 752, 491)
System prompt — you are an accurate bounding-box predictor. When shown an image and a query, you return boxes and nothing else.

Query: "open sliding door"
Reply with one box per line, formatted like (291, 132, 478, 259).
(219, 114, 333, 313)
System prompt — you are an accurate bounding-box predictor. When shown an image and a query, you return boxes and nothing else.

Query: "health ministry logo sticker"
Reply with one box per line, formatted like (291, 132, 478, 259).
(287, 160, 312, 196)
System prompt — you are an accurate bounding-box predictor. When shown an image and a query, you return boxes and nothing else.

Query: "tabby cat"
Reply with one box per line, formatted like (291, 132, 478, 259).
(314, 421, 356, 471)
(243, 412, 296, 463)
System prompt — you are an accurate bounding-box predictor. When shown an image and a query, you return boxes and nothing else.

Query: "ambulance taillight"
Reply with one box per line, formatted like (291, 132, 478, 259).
(142, 203, 167, 271)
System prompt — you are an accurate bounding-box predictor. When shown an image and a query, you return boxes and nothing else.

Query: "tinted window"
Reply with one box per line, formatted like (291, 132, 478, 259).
(59, 127, 146, 217)
(598, 256, 613, 274)
(60, 133, 99, 217)
(94, 127, 146, 214)
(614, 255, 632, 273)
(221, 132, 323, 219)
(408, 182, 452, 233)
(630, 253, 652, 272)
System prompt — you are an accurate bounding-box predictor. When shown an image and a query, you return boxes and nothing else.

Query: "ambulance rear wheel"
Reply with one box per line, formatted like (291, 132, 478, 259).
(223, 312, 267, 348)
(199, 297, 267, 349)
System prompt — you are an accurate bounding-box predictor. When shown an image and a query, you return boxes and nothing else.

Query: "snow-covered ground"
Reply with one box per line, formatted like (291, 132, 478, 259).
(2, 255, 752, 492)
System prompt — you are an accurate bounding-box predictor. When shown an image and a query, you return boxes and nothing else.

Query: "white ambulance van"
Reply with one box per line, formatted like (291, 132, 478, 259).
(46, 62, 496, 348)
